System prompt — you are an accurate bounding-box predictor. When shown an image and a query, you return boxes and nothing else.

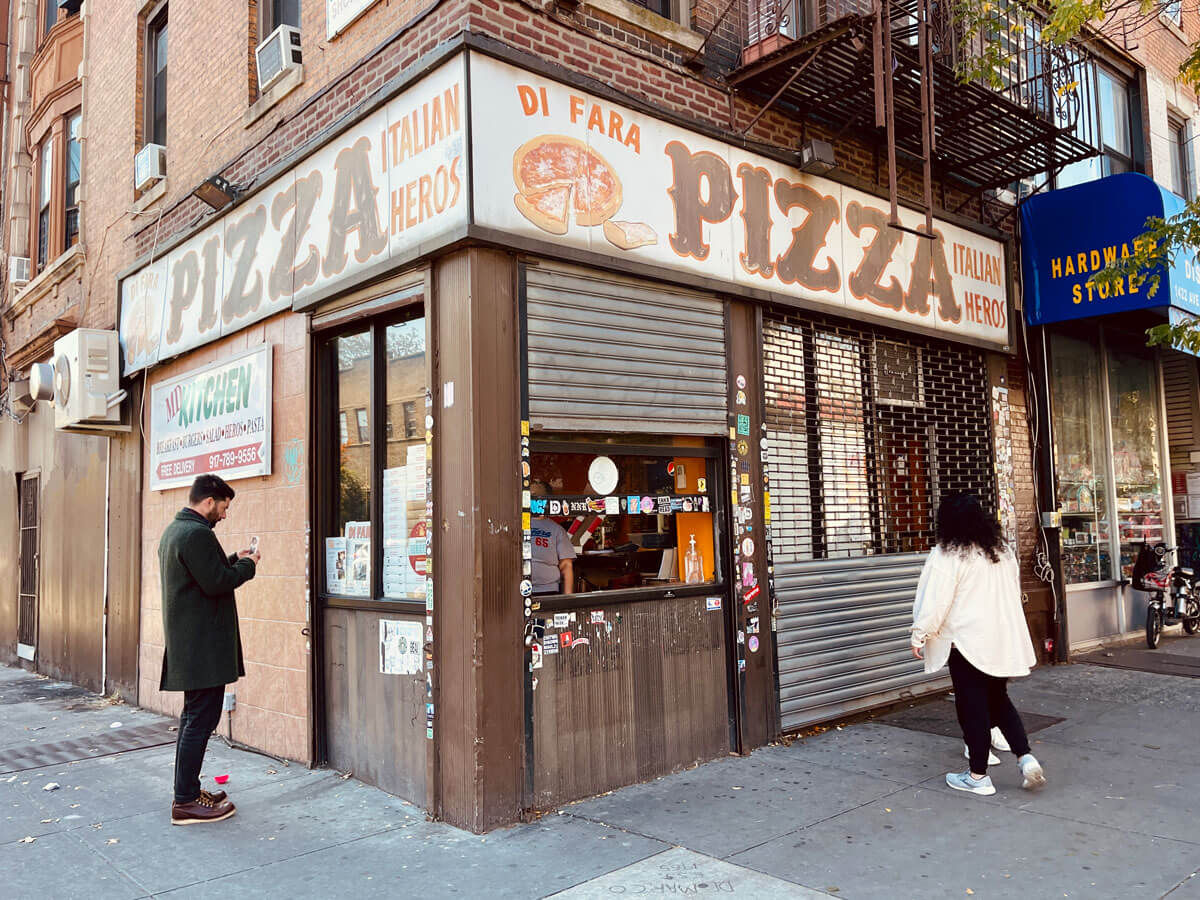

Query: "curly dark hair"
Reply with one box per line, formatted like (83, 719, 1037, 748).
(935, 492, 1005, 562)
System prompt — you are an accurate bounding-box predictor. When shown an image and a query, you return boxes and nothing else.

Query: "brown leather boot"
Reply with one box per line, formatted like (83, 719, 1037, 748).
(200, 788, 227, 803)
(171, 794, 236, 825)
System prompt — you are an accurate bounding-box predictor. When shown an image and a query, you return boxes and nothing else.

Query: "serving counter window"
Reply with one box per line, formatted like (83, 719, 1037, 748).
(321, 310, 428, 604)
(528, 441, 724, 598)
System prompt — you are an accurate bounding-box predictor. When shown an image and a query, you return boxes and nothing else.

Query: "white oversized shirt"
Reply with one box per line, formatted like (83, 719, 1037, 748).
(910, 544, 1036, 678)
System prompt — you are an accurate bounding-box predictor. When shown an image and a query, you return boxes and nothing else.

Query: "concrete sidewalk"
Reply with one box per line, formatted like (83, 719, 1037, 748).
(3, 642, 1200, 900)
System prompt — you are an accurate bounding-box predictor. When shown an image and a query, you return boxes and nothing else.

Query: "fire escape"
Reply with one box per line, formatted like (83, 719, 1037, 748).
(727, 0, 1099, 227)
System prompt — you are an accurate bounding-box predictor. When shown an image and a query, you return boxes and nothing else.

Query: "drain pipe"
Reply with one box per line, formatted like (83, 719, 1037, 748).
(101, 436, 111, 693)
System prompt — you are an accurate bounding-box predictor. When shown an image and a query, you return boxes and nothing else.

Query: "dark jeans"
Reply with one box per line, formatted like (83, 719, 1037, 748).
(173, 685, 224, 804)
(948, 647, 1032, 776)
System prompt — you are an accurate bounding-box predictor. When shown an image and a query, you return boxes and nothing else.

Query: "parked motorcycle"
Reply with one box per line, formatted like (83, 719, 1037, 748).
(1132, 543, 1200, 649)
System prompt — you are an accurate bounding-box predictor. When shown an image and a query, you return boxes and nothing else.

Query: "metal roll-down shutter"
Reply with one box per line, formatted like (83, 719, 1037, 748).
(524, 263, 726, 435)
(764, 309, 996, 730)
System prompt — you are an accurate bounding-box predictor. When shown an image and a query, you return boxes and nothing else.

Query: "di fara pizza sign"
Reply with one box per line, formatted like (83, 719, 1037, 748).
(470, 53, 1010, 349)
(149, 345, 273, 491)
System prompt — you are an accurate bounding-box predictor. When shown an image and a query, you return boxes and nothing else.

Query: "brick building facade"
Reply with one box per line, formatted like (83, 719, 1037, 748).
(2, 0, 1195, 830)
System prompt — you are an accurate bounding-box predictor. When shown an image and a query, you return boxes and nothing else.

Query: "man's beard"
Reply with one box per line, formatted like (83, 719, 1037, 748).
(205, 508, 221, 526)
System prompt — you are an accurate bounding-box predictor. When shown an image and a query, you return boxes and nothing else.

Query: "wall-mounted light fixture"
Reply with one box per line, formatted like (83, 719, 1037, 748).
(798, 139, 836, 175)
(191, 174, 242, 211)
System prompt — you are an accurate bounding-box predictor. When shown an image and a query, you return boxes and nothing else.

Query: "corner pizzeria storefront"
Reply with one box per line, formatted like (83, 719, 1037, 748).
(118, 38, 1014, 829)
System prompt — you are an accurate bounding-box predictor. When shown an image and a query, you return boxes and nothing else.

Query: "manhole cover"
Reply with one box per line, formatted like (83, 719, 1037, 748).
(877, 698, 1063, 738)
(1080, 646, 1200, 678)
(0, 723, 177, 774)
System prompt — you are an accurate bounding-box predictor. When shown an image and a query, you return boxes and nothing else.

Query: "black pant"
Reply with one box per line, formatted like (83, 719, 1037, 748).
(173, 685, 224, 804)
(948, 647, 1031, 776)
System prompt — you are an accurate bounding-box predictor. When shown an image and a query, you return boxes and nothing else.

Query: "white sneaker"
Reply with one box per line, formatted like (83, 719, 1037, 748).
(964, 744, 1001, 766)
(946, 770, 996, 795)
(1018, 753, 1046, 791)
(990, 726, 1011, 753)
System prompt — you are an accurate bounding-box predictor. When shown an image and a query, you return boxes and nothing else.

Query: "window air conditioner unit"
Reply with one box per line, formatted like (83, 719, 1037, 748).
(256, 25, 303, 94)
(29, 329, 127, 431)
(58, 0, 83, 13)
(9, 256, 30, 285)
(135, 143, 166, 191)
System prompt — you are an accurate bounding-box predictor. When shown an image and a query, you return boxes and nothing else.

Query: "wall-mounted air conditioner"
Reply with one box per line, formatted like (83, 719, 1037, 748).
(28, 329, 127, 431)
(135, 143, 166, 191)
(9, 256, 30, 285)
(256, 25, 303, 94)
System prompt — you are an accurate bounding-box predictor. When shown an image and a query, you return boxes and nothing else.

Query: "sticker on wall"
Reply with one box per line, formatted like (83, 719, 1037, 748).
(560, 631, 573, 647)
(736, 390, 747, 406)
(696, 478, 706, 493)
(442, 382, 453, 408)
(553, 612, 570, 628)
(549, 500, 562, 515)
(543, 634, 559, 654)
(522, 491, 531, 511)
(706, 597, 722, 611)
(747, 616, 760, 635)
(738, 658, 746, 673)
(741, 562, 756, 588)
(736, 374, 747, 390)
(729, 426, 737, 440)
(590, 610, 605, 623)
(605, 496, 620, 515)
(588, 455, 620, 494)
(572, 637, 590, 648)
(521, 421, 530, 436)
(737, 415, 751, 435)
(741, 537, 755, 557)
(522, 538, 533, 560)
(744, 584, 761, 604)
(737, 440, 749, 457)
(531, 643, 543, 669)
(530, 499, 547, 515)
(640, 496, 654, 514)
(523, 560, 532, 576)
(740, 474, 750, 486)
(522, 512, 532, 530)
(737, 630, 745, 645)
(748, 635, 760, 653)
(520, 579, 533, 597)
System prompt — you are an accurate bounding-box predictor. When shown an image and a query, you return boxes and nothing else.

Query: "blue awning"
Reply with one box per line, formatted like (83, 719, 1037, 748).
(1021, 172, 1200, 327)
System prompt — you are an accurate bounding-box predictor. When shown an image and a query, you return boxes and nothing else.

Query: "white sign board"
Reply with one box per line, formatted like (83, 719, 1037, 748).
(327, 0, 380, 38)
(120, 55, 467, 374)
(149, 345, 273, 491)
(469, 53, 1010, 349)
(380, 619, 422, 675)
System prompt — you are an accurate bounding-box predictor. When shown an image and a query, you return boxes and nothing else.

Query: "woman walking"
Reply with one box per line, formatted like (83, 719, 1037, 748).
(911, 493, 1047, 796)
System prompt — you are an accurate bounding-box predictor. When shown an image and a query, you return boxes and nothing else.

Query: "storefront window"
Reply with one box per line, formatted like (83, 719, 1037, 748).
(383, 320, 428, 600)
(528, 444, 721, 595)
(1107, 345, 1164, 580)
(322, 311, 428, 601)
(1051, 333, 1113, 584)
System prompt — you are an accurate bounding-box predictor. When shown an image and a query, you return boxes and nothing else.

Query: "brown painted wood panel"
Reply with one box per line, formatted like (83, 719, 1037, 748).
(433, 248, 523, 832)
(531, 594, 729, 809)
(105, 426, 143, 699)
(728, 301, 779, 748)
(322, 607, 427, 803)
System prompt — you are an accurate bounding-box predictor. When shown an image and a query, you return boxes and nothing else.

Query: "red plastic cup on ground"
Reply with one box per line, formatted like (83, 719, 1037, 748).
(213, 774, 229, 784)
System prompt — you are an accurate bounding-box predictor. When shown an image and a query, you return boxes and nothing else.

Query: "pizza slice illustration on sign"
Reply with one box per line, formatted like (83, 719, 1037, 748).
(512, 134, 657, 250)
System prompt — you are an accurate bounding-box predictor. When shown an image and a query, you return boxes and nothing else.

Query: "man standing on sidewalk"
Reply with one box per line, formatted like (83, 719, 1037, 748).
(159, 474, 260, 825)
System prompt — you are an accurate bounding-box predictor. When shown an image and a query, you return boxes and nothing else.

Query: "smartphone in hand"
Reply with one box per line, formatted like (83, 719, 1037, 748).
(249, 535, 259, 554)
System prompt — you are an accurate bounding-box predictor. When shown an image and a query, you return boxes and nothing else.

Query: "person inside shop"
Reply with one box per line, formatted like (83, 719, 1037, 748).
(530, 478, 576, 595)
(910, 492, 1046, 797)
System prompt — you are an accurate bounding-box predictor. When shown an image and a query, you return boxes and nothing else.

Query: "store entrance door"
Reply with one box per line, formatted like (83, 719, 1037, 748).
(17, 474, 39, 661)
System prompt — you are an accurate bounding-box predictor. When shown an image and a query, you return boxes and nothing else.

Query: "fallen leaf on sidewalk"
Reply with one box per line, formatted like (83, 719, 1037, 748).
(266, 769, 277, 775)
(19, 836, 35, 843)
(884, 808, 892, 812)
(43, 783, 60, 792)
(69, 804, 79, 808)
(39, 818, 58, 824)
(731, 786, 742, 790)
(105, 839, 119, 845)
(966, 890, 974, 895)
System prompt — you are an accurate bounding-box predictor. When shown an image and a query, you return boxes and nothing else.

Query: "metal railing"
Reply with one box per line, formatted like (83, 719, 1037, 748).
(744, 0, 1098, 143)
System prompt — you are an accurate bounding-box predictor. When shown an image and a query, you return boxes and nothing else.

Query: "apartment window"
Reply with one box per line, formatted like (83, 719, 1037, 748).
(1058, 66, 1142, 188)
(263, 0, 301, 32)
(36, 137, 53, 271)
(44, 0, 57, 35)
(146, 6, 168, 147)
(1164, 0, 1183, 27)
(386, 405, 394, 439)
(64, 113, 81, 250)
(1170, 119, 1192, 200)
(340, 412, 349, 446)
(356, 408, 369, 443)
(630, 0, 671, 17)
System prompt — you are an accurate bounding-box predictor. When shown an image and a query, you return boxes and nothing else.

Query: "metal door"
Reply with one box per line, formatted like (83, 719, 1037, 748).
(763, 311, 995, 730)
(17, 475, 40, 660)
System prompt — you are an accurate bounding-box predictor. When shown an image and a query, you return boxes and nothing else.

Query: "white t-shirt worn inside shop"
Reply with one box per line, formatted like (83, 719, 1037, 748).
(531, 517, 577, 594)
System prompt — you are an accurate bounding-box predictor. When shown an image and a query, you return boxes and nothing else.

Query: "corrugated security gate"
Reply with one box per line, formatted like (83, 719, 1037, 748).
(524, 263, 726, 434)
(763, 310, 996, 730)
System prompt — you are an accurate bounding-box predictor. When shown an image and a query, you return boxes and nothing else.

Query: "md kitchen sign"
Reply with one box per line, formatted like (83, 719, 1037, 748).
(149, 345, 273, 491)
(119, 48, 1009, 373)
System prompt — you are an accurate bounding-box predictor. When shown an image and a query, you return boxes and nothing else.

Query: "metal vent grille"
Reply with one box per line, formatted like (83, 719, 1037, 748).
(763, 309, 995, 730)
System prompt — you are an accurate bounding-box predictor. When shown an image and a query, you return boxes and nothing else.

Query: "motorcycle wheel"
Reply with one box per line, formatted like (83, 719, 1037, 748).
(1147, 605, 1163, 649)
(1183, 598, 1200, 635)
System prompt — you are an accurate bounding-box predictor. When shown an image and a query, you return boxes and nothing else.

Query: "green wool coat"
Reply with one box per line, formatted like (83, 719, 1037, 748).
(158, 508, 257, 692)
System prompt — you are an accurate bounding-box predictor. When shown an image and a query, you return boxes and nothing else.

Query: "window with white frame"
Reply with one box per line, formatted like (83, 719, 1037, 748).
(1170, 118, 1193, 200)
